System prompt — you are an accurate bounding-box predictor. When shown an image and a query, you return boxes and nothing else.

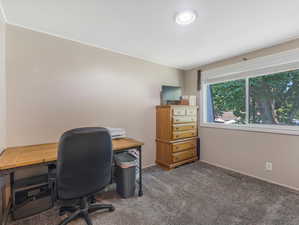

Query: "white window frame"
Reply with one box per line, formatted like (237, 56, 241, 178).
(200, 48, 299, 136)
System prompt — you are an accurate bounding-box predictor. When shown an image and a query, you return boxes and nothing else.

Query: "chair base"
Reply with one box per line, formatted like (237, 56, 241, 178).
(58, 197, 114, 225)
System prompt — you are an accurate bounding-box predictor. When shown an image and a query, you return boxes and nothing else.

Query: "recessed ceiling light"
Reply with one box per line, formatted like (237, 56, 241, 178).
(175, 10, 197, 26)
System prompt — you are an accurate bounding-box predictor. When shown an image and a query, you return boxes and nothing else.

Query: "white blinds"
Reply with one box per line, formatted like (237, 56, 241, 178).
(202, 48, 299, 84)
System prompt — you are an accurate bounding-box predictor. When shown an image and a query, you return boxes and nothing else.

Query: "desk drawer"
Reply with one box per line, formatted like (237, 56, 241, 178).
(173, 116, 196, 124)
(173, 124, 196, 132)
(172, 140, 196, 153)
(172, 149, 196, 163)
(173, 130, 197, 140)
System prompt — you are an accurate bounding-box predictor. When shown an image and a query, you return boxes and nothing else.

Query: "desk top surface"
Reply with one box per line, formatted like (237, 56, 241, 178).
(0, 138, 144, 171)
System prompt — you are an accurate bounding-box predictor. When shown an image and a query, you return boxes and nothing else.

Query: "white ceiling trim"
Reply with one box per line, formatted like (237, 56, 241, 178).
(0, 1, 7, 23)
(191, 33, 299, 71)
(7, 22, 183, 70)
(3, 1, 299, 70)
(8, 21, 299, 72)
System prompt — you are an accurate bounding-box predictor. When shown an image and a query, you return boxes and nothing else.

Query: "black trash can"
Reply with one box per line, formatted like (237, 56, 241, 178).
(114, 153, 137, 198)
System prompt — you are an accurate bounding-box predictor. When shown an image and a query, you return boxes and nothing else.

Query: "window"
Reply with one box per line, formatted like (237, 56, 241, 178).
(249, 70, 299, 126)
(208, 79, 246, 124)
(204, 69, 299, 132)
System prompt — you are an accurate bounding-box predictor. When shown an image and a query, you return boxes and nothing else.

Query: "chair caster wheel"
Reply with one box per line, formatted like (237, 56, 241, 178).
(90, 198, 96, 204)
(109, 206, 115, 212)
(59, 210, 66, 216)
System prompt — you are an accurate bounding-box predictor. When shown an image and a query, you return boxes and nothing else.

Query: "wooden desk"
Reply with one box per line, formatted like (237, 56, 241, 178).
(0, 138, 144, 171)
(0, 138, 144, 225)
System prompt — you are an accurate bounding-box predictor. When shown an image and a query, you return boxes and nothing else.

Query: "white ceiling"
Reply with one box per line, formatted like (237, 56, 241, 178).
(2, 0, 299, 70)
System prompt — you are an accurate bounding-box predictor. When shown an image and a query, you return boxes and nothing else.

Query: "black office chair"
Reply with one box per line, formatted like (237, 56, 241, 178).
(57, 127, 115, 225)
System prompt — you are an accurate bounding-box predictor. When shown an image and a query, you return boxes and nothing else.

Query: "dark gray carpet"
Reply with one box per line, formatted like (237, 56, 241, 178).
(8, 162, 299, 225)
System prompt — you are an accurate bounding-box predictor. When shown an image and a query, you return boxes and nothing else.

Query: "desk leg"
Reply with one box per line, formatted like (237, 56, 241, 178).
(0, 175, 4, 225)
(0, 173, 13, 225)
(137, 146, 143, 197)
(10, 173, 14, 213)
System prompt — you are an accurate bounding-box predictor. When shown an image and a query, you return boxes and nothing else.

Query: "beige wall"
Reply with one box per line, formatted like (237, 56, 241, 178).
(6, 24, 184, 167)
(183, 39, 299, 190)
(0, 10, 6, 153)
(183, 69, 197, 96)
(201, 128, 299, 190)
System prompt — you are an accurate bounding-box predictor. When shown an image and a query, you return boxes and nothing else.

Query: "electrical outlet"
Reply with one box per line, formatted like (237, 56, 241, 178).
(265, 161, 272, 171)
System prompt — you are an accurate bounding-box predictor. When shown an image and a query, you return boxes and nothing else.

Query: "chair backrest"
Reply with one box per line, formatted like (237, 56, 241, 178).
(57, 127, 112, 200)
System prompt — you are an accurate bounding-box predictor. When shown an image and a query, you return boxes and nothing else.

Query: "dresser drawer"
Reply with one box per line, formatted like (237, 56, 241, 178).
(173, 130, 197, 140)
(172, 140, 196, 153)
(172, 149, 196, 163)
(186, 108, 197, 116)
(173, 124, 196, 132)
(173, 116, 196, 124)
(173, 108, 186, 116)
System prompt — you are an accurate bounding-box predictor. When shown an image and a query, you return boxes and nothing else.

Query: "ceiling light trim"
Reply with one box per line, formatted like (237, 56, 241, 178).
(175, 10, 197, 26)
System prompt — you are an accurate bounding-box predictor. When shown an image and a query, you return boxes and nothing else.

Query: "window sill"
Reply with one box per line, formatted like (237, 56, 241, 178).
(200, 123, 299, 136)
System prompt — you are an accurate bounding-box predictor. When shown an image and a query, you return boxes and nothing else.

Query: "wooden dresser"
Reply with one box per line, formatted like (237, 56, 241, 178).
(156, 105, 199, 170)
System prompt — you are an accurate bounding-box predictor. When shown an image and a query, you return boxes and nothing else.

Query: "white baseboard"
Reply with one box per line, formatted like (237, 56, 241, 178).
(201, 160, 299, 192)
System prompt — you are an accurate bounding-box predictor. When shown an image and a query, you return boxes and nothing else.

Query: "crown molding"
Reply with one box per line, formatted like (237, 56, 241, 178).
(0, 1, 7, 23)
(7, 22, 184, 71)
